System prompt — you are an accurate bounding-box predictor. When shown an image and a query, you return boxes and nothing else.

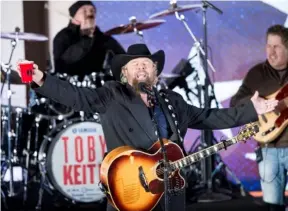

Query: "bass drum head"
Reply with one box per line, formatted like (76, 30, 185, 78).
(45, 119, 107, 203)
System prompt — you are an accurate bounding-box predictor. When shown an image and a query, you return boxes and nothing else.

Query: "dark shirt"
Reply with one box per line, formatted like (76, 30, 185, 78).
(230, 60, 288, 147)
(53, 23, 125, 80)
(151, 104, 171, 139)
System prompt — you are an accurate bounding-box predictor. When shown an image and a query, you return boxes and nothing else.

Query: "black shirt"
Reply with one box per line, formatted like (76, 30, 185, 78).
(53, 23, 125, 81)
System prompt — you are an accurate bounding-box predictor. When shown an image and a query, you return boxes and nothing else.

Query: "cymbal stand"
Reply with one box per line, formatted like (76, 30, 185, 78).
(129, 16, 145, 43)
(171, 0, 230, 202)
(170, 2, 216, 73)
(1, 27, 20, 198)
(12, 108, 23, 163)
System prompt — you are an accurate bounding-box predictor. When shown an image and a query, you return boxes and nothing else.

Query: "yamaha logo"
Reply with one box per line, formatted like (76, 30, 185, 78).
(72, 128, 97, 134)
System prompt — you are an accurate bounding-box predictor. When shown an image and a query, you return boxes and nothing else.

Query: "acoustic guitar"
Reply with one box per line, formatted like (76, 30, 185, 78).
(252, 83, 288, 143)
(99, 123, 258, 211)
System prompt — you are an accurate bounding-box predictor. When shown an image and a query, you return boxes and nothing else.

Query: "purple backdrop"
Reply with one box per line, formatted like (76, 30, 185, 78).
(93, 1, 287, 191)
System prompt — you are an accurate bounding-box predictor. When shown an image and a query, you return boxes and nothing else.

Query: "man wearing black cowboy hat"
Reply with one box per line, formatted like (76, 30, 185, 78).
(17, 43, 278, 211)
(53, 1, 125, 81)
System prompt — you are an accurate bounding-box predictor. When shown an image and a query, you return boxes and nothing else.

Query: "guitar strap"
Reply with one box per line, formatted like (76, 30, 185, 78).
(156, 90, 187, 156)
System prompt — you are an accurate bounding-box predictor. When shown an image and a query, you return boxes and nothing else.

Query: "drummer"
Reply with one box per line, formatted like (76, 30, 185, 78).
(53, 1, 125, 81)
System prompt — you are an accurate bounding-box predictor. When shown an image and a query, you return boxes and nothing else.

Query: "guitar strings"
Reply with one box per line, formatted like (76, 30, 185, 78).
(154, 125, 256, 176)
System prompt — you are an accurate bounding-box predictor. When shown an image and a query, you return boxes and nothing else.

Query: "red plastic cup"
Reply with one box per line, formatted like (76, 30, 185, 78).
(19, 61, 34, 83)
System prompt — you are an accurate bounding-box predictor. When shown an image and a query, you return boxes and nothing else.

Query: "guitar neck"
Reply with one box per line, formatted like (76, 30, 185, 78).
(171, 137, 238, 171)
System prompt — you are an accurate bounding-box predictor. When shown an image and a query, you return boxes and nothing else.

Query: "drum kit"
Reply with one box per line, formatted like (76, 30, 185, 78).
(1, 0, 222, 209)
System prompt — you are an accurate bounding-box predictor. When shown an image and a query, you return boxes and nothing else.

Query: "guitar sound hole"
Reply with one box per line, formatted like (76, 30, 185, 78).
(156, 163, 164, 179)
(156, 162, 174, 179)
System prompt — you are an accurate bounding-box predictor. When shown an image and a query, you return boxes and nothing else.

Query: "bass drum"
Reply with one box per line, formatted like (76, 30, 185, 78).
(38, 116, 107, 203)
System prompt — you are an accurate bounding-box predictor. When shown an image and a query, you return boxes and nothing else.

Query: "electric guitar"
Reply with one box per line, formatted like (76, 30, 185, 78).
(99, 123, 259, 211)
(252, 83, 288, 143)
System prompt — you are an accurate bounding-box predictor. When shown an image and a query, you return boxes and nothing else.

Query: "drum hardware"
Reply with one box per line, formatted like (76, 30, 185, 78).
(12, 108, 24, 163)
(35, 116, 107, 210)
(149, 0, 217, 73)
(32, 97, 75, 121)
(1, 105, 37, 208)
(1, 31, 48, 42)
(1, 189, 8, 209)
(89, 72, 113, 88)
(151, 0, 231, 202)
(1, 25, 48, 202)
(22, 128, 32, 204)
(129, 16, 144, 42)
(211, 153, 246, 198)
(30, 115, 41, 166)
(149, 2, 202, 19)
(104, 18, 166, 41)
(1, 26, 21, 198)
(64, 72, 113, 89)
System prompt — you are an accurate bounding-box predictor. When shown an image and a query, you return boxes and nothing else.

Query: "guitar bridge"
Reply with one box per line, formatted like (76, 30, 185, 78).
(138, 166, 150, 192)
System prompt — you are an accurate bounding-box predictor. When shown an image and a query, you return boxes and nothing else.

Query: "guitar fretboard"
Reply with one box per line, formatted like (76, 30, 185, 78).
(171, 137, 238, 171)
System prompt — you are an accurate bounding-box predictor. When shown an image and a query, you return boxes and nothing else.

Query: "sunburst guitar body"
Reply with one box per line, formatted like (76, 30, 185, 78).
(252, 84, 288, 144)
(99, 124, 258, 211)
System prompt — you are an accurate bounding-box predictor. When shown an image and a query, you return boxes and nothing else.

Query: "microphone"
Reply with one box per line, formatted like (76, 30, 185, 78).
(138, 82, 155, 96)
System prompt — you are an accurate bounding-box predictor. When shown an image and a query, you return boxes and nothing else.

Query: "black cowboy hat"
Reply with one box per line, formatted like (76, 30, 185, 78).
(111, 44, 165, 81)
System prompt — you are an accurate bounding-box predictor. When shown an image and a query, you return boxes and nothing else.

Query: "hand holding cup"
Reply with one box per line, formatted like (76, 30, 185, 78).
(16, 60, 44, 86)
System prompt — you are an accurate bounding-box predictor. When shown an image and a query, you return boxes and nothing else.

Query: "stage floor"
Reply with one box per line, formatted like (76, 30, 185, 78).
(3, 195, 287, 211)
(2, 182, 287, 211)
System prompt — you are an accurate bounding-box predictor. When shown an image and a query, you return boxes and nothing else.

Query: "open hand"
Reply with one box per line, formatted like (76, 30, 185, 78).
(250, 91, 278, 115)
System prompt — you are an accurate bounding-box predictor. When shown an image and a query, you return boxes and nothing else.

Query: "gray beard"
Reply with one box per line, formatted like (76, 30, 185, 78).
(132, 77, 154, 95)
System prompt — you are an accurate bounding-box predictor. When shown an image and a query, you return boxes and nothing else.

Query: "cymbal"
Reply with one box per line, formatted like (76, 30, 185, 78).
(1, 32, 48, 41)
(149, 4, 202, 19)
(105, 19, 166, 35)
(159, 73, 181, 79)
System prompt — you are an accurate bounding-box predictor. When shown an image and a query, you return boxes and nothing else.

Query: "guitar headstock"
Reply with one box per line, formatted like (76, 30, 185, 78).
(237, 123, 259, 142)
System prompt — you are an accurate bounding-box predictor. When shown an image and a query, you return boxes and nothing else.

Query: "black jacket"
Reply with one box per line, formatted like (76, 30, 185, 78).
(32, 74, 258, 211)
(33, 74, 258, 152)
(53, 23, 125, 80)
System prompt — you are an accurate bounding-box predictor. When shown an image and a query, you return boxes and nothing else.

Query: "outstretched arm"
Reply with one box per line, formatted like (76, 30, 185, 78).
(188, 92, 277, 129)
(167, 90, 277, 130)
(17, 61, 113, 114)
(186, 101, 258, 130)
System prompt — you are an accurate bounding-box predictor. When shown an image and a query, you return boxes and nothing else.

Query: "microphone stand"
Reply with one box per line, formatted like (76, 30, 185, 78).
(171, 4, 216, 73)
(169, 0, 228, 202)
(196, 1, 230, 202)
(150, 87, 171, 211)
(1, 27, 20, 198)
